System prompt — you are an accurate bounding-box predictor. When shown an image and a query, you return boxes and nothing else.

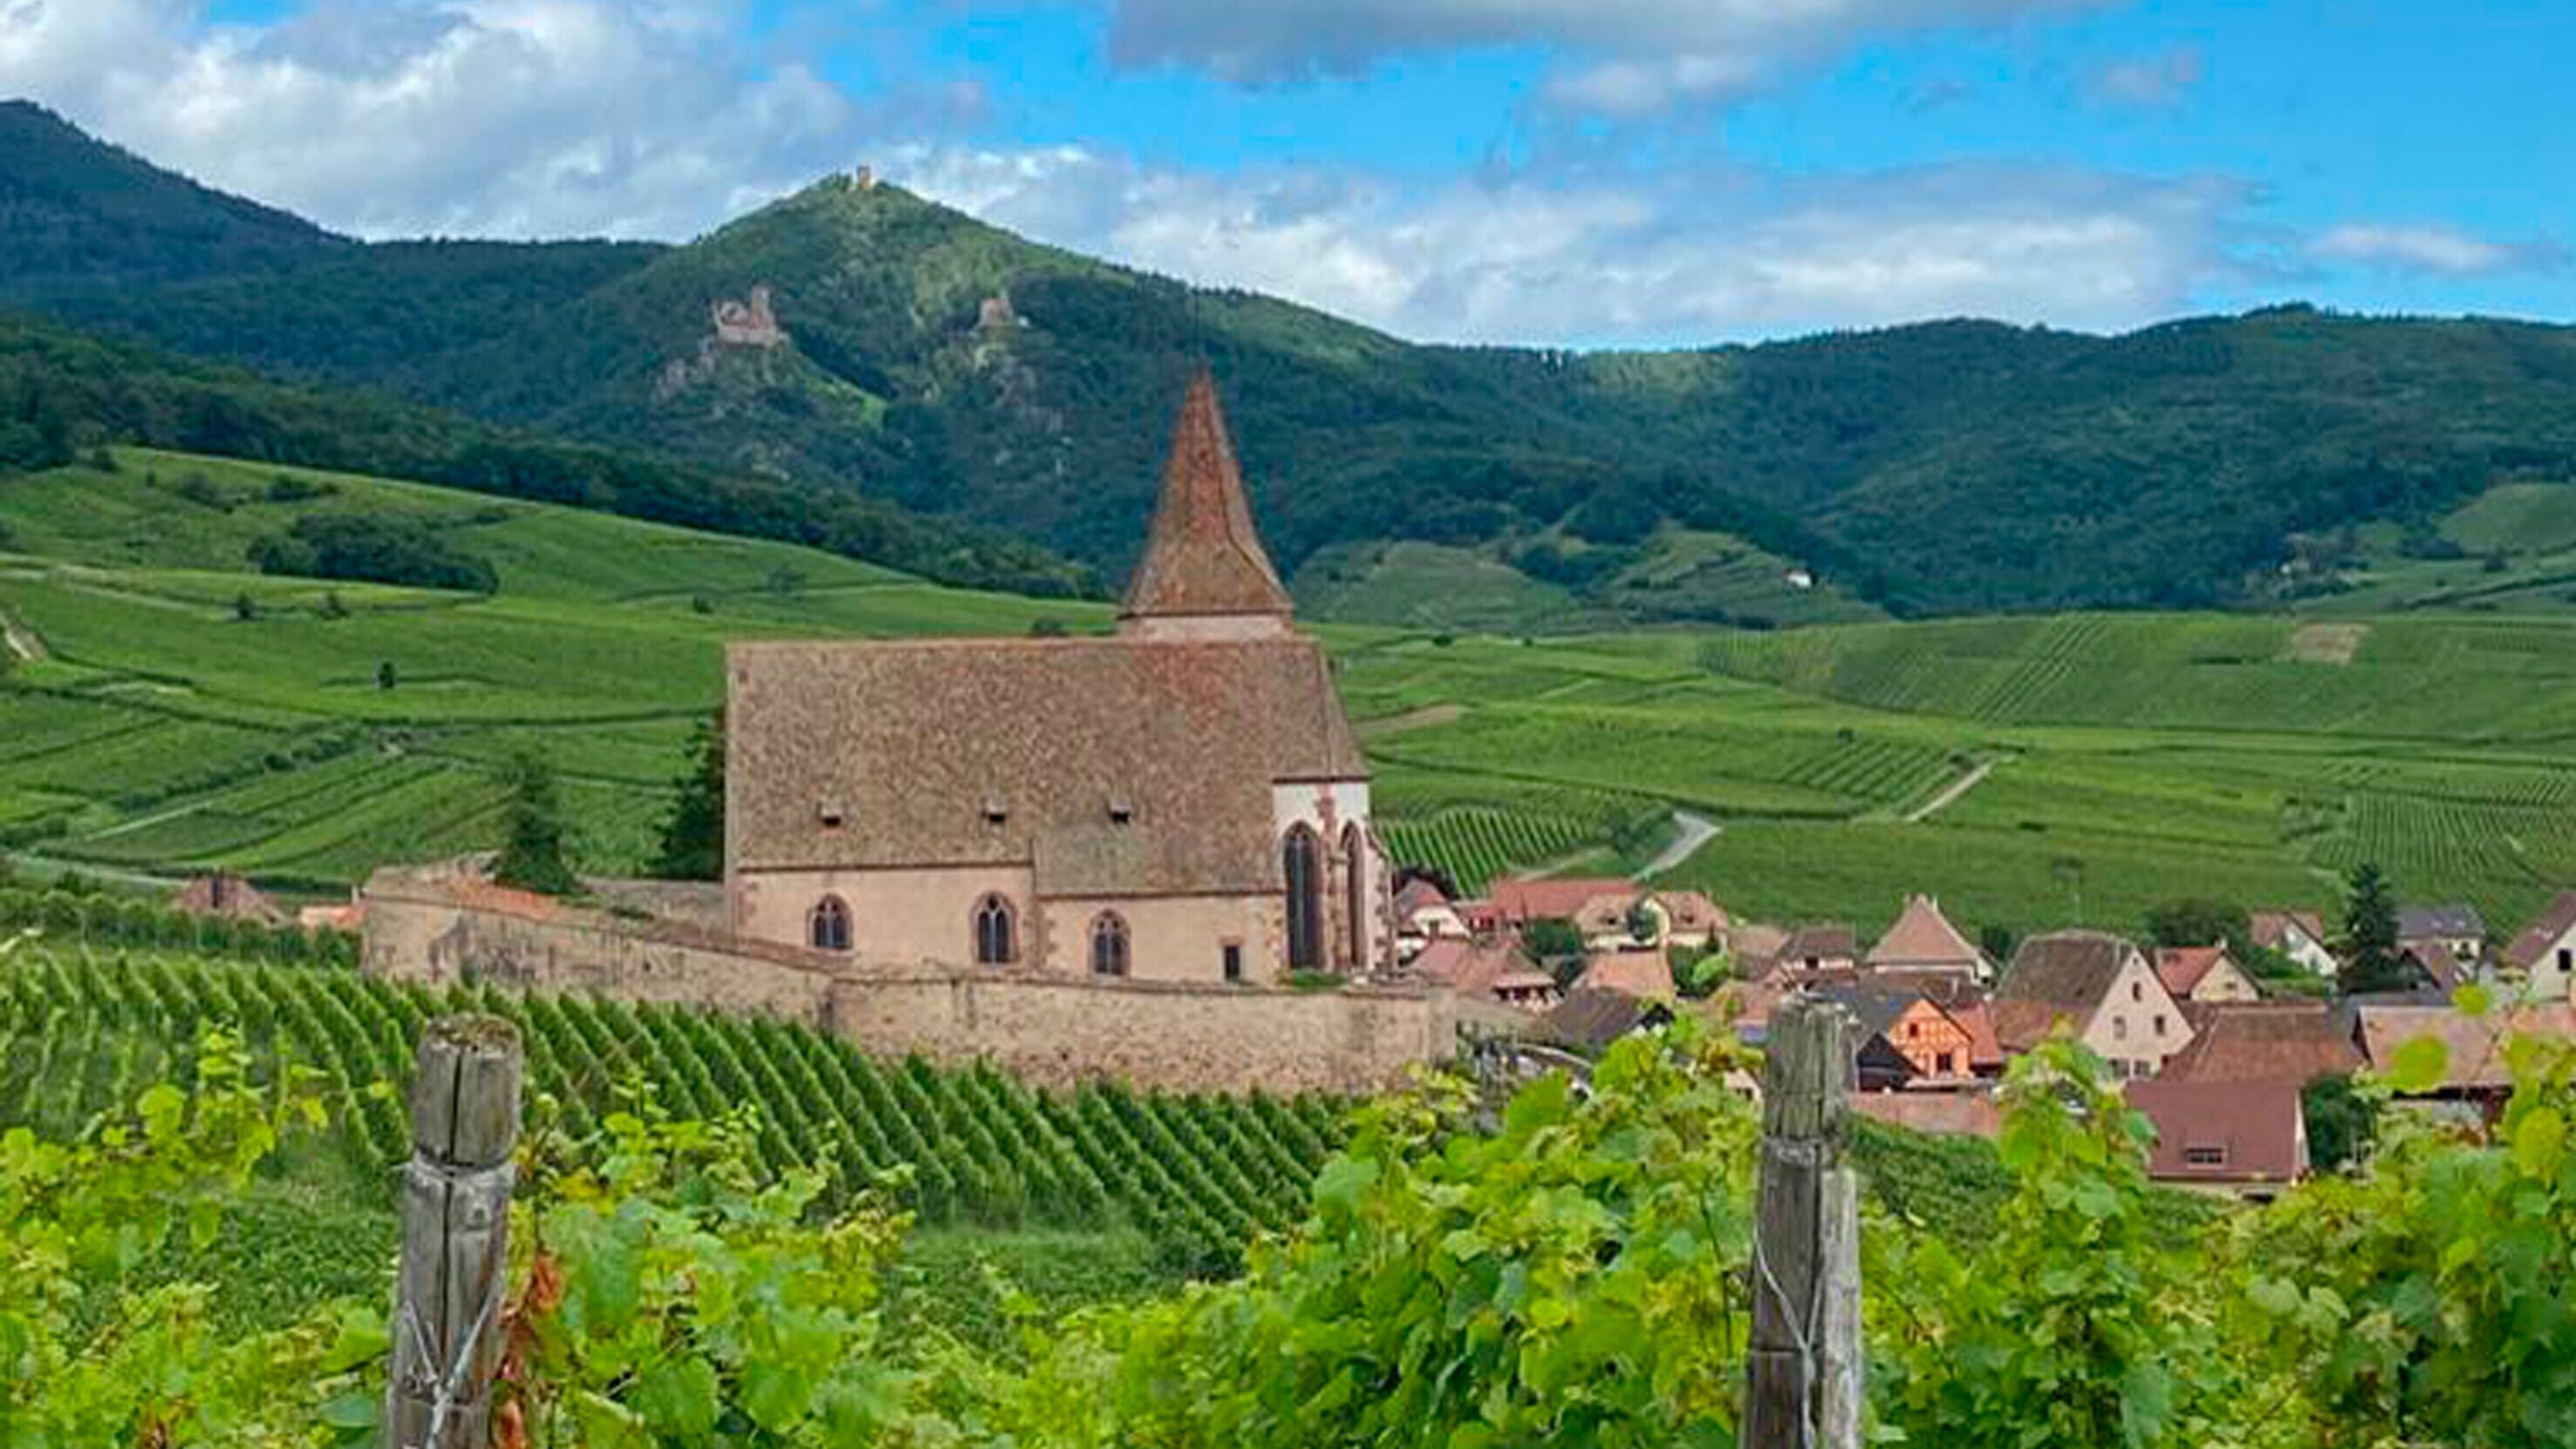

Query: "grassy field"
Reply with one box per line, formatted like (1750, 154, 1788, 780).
(8, 448, 2576, 940)
(1291, 528, 1882, 636)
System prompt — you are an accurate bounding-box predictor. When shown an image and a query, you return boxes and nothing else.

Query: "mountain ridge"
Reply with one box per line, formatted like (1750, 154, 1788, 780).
(7, 99, 2576, 623)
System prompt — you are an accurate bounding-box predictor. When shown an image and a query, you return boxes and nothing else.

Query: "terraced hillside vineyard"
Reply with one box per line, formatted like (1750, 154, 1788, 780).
(0, 947, 1342, 1272)
(9, 446, 2576, 936)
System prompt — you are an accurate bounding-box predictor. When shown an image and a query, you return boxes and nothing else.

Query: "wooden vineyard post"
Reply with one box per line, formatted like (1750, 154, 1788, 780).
(1742, 994, 1862, 1449)
(386, 1015, 523, 1449)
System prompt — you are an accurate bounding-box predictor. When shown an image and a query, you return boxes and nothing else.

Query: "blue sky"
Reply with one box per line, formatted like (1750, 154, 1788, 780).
(13, 0, 2571, 345)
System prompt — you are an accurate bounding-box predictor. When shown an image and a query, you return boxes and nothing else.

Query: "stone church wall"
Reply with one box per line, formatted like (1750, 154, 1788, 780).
(364, 867, 838, 1023)
(830, 970, 1457, 1094)
(362, 867, 1458, 1094)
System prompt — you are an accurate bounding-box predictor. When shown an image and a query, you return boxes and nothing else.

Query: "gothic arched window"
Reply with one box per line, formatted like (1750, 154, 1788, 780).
(810, 895, 852, 953)
(1090, 912, 1131, 978)
(973, 894, 1017, 966)
(1342, 823, 1369, 970)
(1284, 825, 1323, 972)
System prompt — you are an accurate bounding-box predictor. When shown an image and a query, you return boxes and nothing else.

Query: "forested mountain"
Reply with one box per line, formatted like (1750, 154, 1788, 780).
(8, 99, 2576, 619)
(0, 100, 342, 290)
(0, 312, 1092, 597)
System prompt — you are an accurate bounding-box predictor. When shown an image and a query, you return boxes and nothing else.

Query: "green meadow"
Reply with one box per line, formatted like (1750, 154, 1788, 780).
(7, 448, 2576, 941)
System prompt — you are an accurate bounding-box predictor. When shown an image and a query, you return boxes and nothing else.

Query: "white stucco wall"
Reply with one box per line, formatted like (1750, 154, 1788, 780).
(1273, 778, 1390, 974)
(2084, 948, 2197, 1076)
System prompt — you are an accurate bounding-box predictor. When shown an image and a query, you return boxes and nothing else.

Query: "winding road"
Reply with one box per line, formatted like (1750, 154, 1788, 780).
(0, 605, 43, 663)
(1638, 810, 1719, 878)
(1902, 758, 1998, 824)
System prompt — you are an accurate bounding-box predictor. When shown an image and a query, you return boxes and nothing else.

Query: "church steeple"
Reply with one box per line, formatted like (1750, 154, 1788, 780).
(1119, 371, 1294, 639)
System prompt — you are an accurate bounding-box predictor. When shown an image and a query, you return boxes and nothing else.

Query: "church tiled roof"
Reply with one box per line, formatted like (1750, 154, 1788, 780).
(1120, 371, 1295, 621)
(1866, 894, 1985, 974)
(727, 636, 1364, 895)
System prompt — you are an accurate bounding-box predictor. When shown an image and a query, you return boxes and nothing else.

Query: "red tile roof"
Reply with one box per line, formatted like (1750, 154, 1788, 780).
(1779, 923, 1858, 965)
(1491, 877, 1635, 926)
(1944, 998, 2007, 1069)
(2503, 891, 2576, 972)
(1867, 895, 1985, 975)
(1393, 878, 1452, 917)
(2251, 910, 2327, 950)
(727, 634, 1363, 896)
(1655, 890, 1729, 932)
(169, 871, 288, 925)
(1411, 938, 1530, 997)
(2126, 1078, 2307, 1184)
(2352, 1002, 2576, 1090)
(1574, 948, 1675, 1001)
(1119, 372, 1294, 621)
(2157, 1001, 2361, 1084)
(2154, 946, 2231, 999)
(2400, 940, 2467, 990)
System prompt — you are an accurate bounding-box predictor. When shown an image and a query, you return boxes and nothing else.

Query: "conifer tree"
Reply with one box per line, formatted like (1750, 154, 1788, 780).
(2337, 861, 2410, 995)
(493, 752, 579, 896)
(652, 709, 725, 882)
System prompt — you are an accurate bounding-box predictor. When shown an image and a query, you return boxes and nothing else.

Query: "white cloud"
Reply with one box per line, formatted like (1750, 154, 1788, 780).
(898, 147, 2265, 344)
(1097, 0, 2112, 113)
(2307, 223, 2564, 278)
(2087, 44, 2204, 107)
(6, 0, 2546, 346)
(0, 0, 895, 238)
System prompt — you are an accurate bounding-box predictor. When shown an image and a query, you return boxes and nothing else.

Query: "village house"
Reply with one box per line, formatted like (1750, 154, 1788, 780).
(171, 871, 288, 926)
(1487, 876, 1630, 933)
(2499, 891, 2576, 1003)
(1481, 876, 1727, 954)
(1729, 921, 1791, 978)
(2350, 1001, 2576, 1122)
(1411, 936, 1559, 1012)
(1993, 931, 2197, 1078)
(2398, 903, 2487, 967)
(2396, 939, 2468, 993)
(1572, 887, 1727, 951)
(1766, 923, 1860, 981)
(2250, 909, 2338, 977)
(721, 374, 1391, 984)
(2153, 945, 2262, 1004)
(1573, 947, 1676, 1001)
(2157, 1001, 2361, 1087)
(2125, 1078, 2309, 1195)
(1864, 894, 1990, 988)
(1393, 876, 1469, 946)
(1812, 980, 1984, 1089)
(1540, 988, 1674, 1056)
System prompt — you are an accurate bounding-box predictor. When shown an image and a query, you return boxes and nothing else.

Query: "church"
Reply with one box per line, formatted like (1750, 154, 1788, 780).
(723, 374, 1390, 984)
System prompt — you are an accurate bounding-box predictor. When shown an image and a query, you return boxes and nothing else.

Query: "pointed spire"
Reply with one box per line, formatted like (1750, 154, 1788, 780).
(1120, 370, 1294, 626)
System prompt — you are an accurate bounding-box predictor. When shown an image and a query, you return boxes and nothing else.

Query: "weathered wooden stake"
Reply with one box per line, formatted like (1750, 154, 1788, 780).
(386, 1015, 523, 1449)
(1743, 994, 1862, 1449)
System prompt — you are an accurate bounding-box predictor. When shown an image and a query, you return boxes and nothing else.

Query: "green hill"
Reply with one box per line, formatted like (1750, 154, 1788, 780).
(0, 448, 1104, 888)
(7, 444, 2575, 936)
(11, 104, 2576, 625)
(0, 100, 340, 290)
(0, 311, 1090, 597)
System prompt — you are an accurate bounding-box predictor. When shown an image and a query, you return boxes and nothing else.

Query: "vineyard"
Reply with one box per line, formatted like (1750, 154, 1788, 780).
(0, 947, 1342, 1272)
(12, 446, 2576, 946)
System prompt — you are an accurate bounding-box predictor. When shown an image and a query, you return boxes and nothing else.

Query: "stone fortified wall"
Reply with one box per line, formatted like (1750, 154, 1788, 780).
(364, 865, 838, 1022)
(361, 866, 1461, 1095)
(830, 970, 1459, 1095)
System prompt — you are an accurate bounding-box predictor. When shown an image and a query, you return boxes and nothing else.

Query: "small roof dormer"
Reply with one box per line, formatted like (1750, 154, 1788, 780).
(1119, 370, 1294, 640)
